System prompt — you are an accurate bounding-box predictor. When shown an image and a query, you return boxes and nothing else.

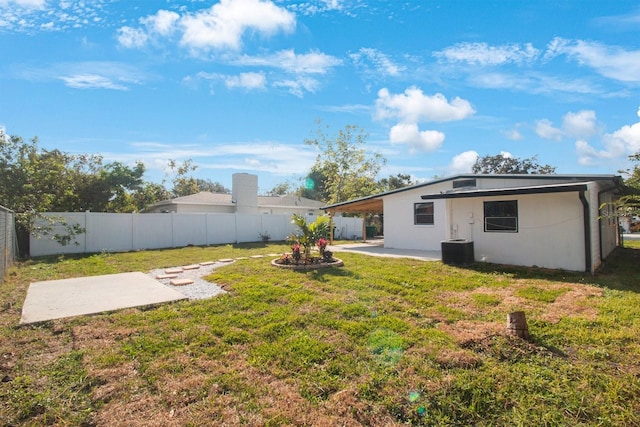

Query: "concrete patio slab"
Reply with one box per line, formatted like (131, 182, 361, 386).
(20, 272, 187, 325)
(329, 241, 441, 261)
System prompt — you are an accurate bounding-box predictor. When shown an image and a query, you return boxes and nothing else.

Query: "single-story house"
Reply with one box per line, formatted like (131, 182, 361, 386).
(145, 173, 326, 217)
(323, 174, 623, 272)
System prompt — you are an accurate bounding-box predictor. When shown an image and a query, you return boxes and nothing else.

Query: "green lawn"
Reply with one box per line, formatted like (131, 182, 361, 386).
(1, 244, 639, 426)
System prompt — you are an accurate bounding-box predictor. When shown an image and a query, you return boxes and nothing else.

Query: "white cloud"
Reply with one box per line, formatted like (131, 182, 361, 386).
(375, 86, 475, 123)
(389, 123, 445, 153)
(223, 71, 266, 90)
(58, 74, 128, 90)
(142, 9, 179, 36)
(0, 0, 45, 8)
(51, 61, 145, 90)
(350, 47, 404, 77)
(562, 110, 598, 138)
(273, 76, 320, 97)
(535, 119, 563, 141)
(501, 129, 523, 141)
(434, 42, 540, 65)
(575, 113, 640, 165)
(544, 37, 640, 83)
(374, 87, 474, 155)
(449, 150, 479, 174)
(536, 110, 599, 141)
(116, 26, 148, 49)
(179, 0, 295, 52)
(232, 49, 342, 74)
(116, 0, 295, 52)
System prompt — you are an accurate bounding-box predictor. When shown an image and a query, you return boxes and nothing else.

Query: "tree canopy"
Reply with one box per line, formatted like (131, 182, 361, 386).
(472, 154, 556, 174)
(618, 151, 640, 217)
(0, 132, 171, 246)
(302, 122, 386, 204)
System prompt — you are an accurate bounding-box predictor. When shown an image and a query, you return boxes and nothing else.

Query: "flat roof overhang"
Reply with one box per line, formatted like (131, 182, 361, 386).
(323, 196, 384, 215)
(420, 183, 589, 200)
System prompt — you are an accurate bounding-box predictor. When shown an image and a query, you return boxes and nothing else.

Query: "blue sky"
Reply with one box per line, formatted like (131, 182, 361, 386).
(1, 0, 640, 194)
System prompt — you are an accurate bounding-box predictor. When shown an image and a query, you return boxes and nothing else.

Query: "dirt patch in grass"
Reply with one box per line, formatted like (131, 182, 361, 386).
(436, 281, 602, 325)
(538, 285, 602, 323)
(438, 320, 504, 345)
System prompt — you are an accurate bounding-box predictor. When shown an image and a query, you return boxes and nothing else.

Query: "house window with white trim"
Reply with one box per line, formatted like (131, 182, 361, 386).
(484, 200, 518, 232)
(414, 202, 434, 225)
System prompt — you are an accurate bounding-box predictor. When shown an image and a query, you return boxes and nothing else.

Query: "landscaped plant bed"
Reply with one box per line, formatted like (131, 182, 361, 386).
(271, 256, 344, 270)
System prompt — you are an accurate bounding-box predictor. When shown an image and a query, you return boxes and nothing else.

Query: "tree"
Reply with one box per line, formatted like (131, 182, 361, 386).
(195, 179, 229, 194)
(472, 154, 556, 174)
(268, 181, 292, 196)
(0, 132, 167, 251)
(304, 122, 386, 204)
(168, 159, 199, 197)
(377, 173, 414, 192)
(624, 152, 640, 189)
(166, 160, 230, 197)
(616, 151, 640, 219)
(299, 167, 329, 201)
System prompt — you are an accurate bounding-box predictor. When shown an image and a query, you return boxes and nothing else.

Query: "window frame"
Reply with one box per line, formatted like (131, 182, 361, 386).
(414, 202, 435, 225)
(484, 200, 518, 233)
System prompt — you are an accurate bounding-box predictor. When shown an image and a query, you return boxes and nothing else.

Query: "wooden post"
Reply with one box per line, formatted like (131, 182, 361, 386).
(328, 213, 334, 245)
(507, 311, 530, 339)
(362, 213, 367, 242)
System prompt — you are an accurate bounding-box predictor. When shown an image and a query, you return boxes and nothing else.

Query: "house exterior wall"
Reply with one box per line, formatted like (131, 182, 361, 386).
(448, 192, 586, 271)
(175, 204, 235, 214)
(592, 181, 619, 270)
(472, 176, 583, 189)
(382, 182, 450, 251)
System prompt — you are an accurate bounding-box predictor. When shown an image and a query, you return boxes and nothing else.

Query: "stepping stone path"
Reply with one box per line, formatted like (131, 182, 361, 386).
(151, 253, 284, 300)
(170, 278, 195, 286)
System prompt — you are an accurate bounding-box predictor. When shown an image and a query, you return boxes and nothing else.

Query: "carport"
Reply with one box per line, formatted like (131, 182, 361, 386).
(323, 194, 384, 244)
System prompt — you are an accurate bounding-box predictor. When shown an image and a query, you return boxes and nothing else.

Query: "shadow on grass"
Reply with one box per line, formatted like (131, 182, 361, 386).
(467, 247, 640, 293)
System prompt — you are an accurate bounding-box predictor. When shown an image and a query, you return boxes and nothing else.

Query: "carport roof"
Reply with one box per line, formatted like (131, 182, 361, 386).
(323, 195, 384, 214)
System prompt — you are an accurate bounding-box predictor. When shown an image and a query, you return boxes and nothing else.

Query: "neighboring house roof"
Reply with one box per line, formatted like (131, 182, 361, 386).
(323, 174, 622, 214)
(171, 192, 234, 204)
(257, 194, 326, 208)
(147, 192, 325, 210)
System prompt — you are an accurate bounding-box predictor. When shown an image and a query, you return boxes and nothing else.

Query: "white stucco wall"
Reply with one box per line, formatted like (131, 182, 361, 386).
(175, 204, 235, 214)
(448, 192, 586, 271)
(382, 182, 449, 251)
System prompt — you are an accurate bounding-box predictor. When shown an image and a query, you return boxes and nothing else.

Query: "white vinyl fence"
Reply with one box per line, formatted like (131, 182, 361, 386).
(0, 205, 17, 282)
(30, 212, 363, 257)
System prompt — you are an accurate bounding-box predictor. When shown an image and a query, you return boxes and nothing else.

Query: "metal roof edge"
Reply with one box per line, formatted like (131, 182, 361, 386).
(420, 182, 589, 200)
(322, 174, 622, 210)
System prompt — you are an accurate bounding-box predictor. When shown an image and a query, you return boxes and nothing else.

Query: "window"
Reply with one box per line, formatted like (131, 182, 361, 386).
(453, 178, 476, 189)
(414, 202, 434, 225)
(484, 200, 518, 232)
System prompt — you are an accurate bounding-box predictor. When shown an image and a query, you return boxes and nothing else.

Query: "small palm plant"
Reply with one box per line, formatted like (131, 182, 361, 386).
(290, 214, 331, 261)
